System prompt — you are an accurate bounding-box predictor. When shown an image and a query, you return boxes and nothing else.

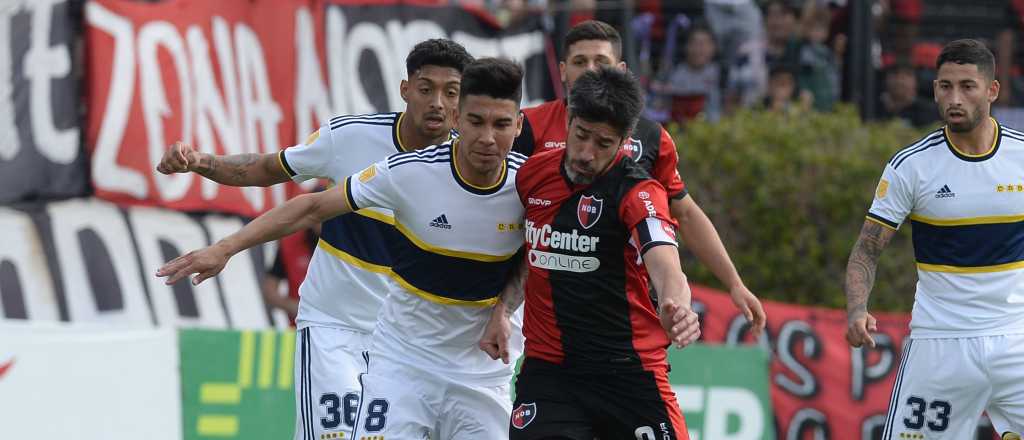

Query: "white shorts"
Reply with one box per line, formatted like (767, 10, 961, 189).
(883, 334, 1024, 439)
(293, 327, 371, 440)
(352, 351, 512, 440)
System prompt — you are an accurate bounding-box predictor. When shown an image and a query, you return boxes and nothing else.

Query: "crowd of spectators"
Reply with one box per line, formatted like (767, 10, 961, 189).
(470, 0, 1024, 130)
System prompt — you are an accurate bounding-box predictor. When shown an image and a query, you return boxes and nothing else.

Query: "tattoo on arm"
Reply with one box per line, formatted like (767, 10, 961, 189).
(499, 260, 527, 316)
(195, 154, 261, 186)
(844, 221, 893, 319)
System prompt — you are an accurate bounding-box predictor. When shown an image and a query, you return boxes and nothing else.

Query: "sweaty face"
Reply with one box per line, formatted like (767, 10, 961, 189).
(401, 65, 462, 141)
(560, 40, 626, 92)
(564, 117, 623, 185)
(454, 95, 522, 177)
(933, 62, 998, 133)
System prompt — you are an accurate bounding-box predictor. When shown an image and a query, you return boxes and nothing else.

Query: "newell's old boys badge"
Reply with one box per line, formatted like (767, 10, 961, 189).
(623, 137, 643, 161)
(511, 403, 537, 429)
(577, 195, 603, 229)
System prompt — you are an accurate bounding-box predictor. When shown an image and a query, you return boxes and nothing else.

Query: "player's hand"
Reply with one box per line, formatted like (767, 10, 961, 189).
(155, 244, 231, 286)
(479, 303, 512, 364)
(157, 141, 203, 174)
(660, 300, 700, 348)
(729, 284, 766, 340)
(845, 310, 877, 348)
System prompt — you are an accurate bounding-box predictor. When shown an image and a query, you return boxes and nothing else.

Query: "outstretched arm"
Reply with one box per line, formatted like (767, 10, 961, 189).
(844, 219, 897, 348)
(671, 195, 766, 339)
(156, 141, 291, 187)
(644, 245, 701, 348)
(156, 189, 351, 285)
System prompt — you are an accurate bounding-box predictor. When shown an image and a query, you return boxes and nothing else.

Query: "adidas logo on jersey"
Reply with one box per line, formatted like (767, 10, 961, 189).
(429, 214, 452, 230)
(935, 185, 955, 199)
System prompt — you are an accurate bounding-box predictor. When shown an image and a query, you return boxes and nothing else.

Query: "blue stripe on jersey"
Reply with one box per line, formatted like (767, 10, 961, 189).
(893, 137, 945, 169)
(1003, 131, 1024, 143)
(889, 130, 943, 166)
(318, 211, 396, 268)
(910, 219, 1024, 269)
(389, 235, 520, 305)
(389, 157, 452, 169)
(329, 112, 396, 128)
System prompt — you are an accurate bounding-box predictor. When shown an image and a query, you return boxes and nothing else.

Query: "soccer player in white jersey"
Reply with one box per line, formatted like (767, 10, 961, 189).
(157, 58, 528, 439)
(845, 39, 1024, 440)
(154, 39, 473, 440)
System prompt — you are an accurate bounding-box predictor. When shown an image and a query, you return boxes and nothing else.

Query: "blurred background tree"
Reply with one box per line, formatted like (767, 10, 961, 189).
(673, 105, 934, 312)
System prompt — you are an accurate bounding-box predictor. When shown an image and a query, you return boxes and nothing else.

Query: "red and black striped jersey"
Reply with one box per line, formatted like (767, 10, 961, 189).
(517, 148, 679, 372)
(513, 99, 687, 200)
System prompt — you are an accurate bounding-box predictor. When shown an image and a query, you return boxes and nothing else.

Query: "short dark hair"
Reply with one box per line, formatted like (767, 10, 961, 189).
(568, 66, 643, 138)
(564, 20, 622, 60)
(936, 39, 995, 80)
(459, 58, 523, 106)
(406, 39, 474, 77)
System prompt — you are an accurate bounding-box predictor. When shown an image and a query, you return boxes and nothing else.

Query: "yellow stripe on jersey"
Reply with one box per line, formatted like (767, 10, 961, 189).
(866, 215, 898, 230)
(392, 220, 518, 262)
(909, 213, 1024, 226)
(395, 112, 409, 152)
(277, 150, 294, 177)
(917, 260, 1024, 273)
(356, 207, 396, 225)
(316, 239, 498, 307)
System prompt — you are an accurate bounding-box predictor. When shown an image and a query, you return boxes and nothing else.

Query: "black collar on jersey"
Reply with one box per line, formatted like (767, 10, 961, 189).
(944, 117, 1000, 162)
(393, 112, 409, 152)
(449, 139, 509, 195)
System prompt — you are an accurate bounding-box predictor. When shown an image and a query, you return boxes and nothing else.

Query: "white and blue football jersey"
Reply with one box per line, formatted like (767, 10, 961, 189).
(345, 141, 527, 386)
(280, 112, 432, 333)
(868, 119, 1024, 338)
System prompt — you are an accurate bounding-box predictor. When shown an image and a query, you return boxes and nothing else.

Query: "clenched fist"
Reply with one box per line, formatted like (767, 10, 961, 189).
(156, 141, 204, 174)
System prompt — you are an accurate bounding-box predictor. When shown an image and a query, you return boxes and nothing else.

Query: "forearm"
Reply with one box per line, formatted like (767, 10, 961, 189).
(497, 258, 528, 317)
(672, 198, 743, 289)
(843, 221, 892, 317)
(219, 194, 330, 256)
(645, 245, 691, 306)
(193, 152, 290, 187)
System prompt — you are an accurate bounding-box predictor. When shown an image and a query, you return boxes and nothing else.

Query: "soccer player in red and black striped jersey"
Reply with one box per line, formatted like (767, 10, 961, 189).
(495, 67, 700, 440)
(512, 21, 765, 332)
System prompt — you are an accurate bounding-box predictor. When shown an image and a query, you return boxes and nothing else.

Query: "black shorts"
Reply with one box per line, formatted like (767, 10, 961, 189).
(509, 357, 689, 440)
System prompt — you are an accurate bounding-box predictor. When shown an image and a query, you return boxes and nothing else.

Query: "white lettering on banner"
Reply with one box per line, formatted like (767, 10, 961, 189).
(774, 320, 819, 398)
(235, 22, 284, 207)
(672, 385, 765, 440)
(321, 8, 549, 115)
(89, 6, 282, 210)
(528, 249, 599, 273)
(295, 7, 333, 143)
(47, 199, 152, 325)
(86, 2, 148, 198)
(139, 21, 194, 201)
(128, 206, 228, 328)
(0, 4, 18, 161)
(0, 208, 60, 321)
(524, 220, 600, 252)
(25, 0, 78, 164)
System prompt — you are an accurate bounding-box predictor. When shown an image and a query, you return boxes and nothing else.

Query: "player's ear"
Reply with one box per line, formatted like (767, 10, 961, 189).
(400, 79, 410, 103)
(559, 61, 567, 85)
(515, 110, 524, 138)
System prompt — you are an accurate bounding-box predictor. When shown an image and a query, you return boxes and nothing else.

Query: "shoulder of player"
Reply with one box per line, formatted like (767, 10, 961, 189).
(886, 128, 945, 170)
(521, 99, 564, 120)
(1000, 124, 1024, 146)
(385, 142, 453, 170)
(326, 112, 399, 133)
(518, 147, 561, 172)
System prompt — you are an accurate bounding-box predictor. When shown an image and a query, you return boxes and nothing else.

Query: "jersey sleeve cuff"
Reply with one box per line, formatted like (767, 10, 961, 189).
(343, 176, 359, 211)
(641, 240, 679, 255)
(278, 150, 298, 178)
(866, 212, 899, 230)
(669, 188, 688, 200)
